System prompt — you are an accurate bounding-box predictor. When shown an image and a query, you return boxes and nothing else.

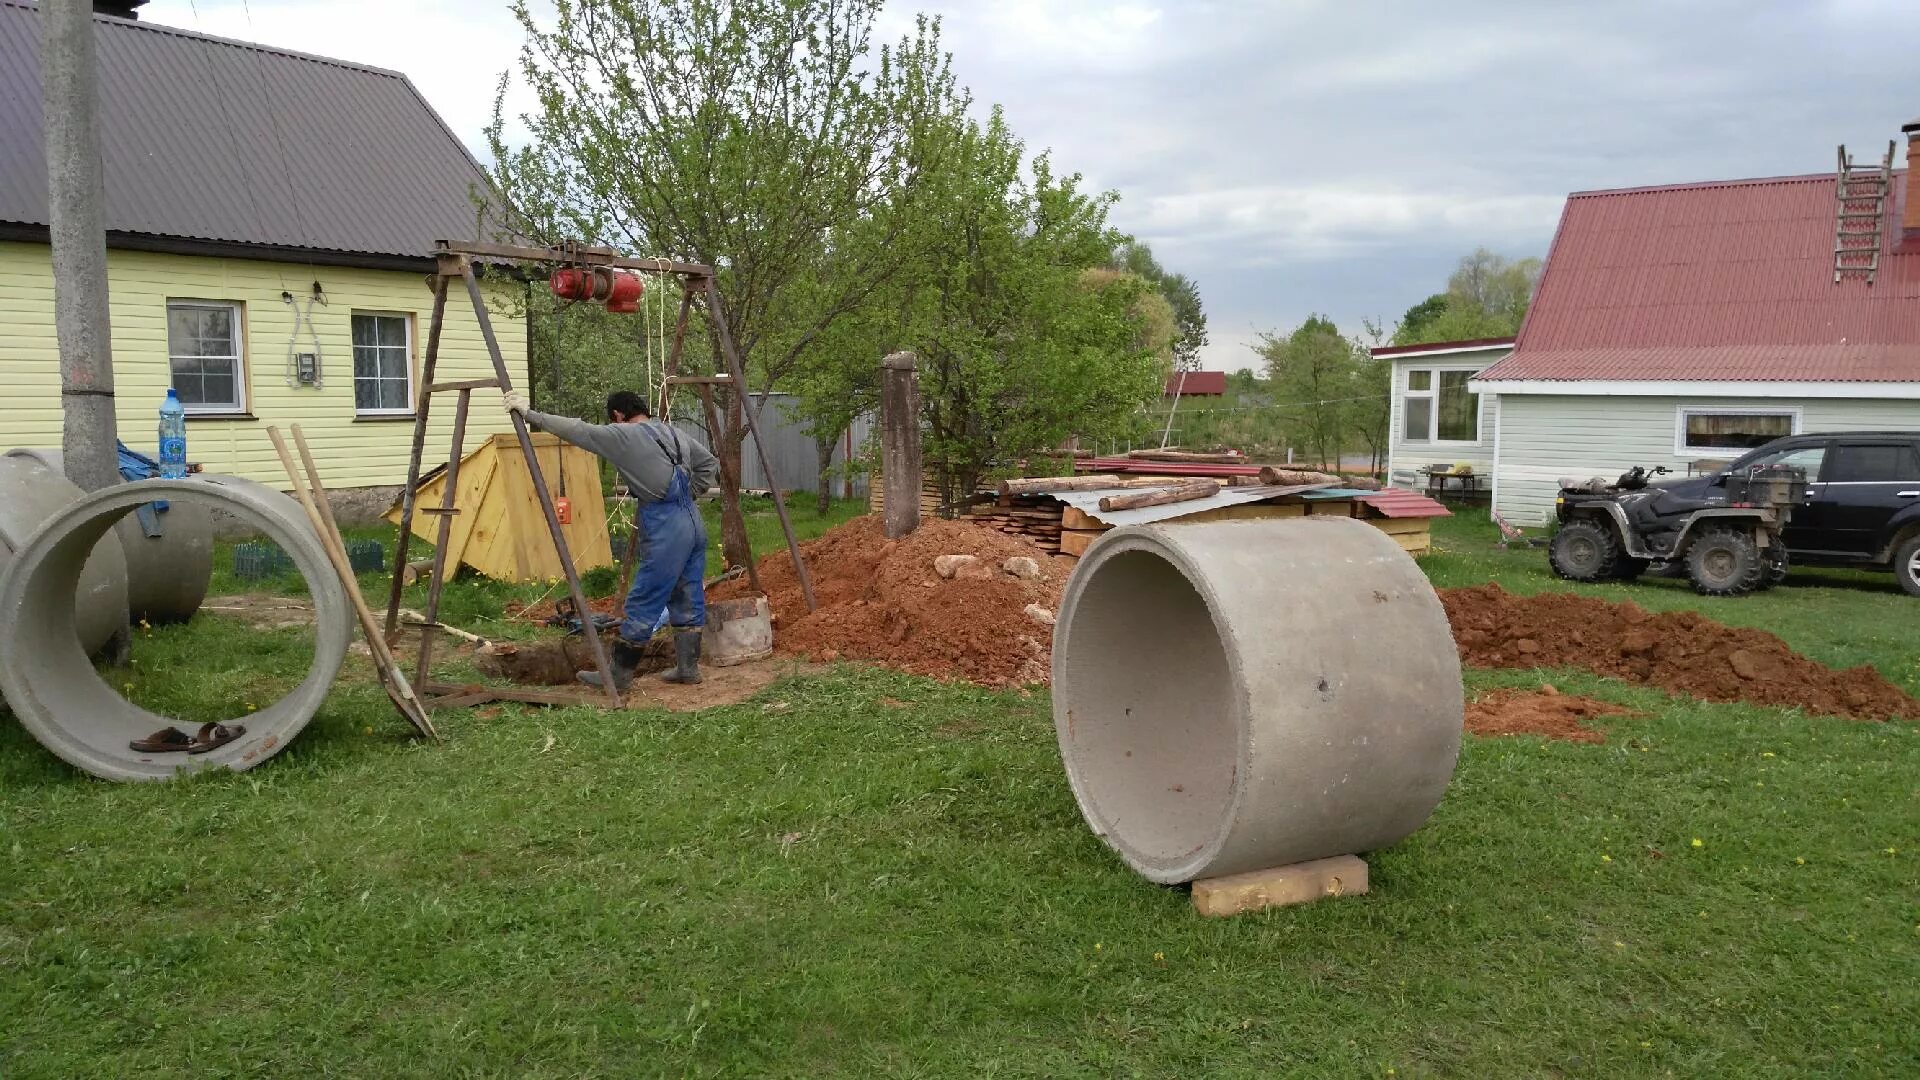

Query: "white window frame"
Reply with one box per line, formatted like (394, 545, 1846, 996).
(165, 299, 247, 415)
(1672, 405, 1802, 459)
(351, 310, 415, 416)
(1400, 364, 1483, 446)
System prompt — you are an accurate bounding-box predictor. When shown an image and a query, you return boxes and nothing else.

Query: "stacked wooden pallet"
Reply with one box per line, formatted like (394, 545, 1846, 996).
(969, 495, 1065, 553)
(867, 471, 947, 519)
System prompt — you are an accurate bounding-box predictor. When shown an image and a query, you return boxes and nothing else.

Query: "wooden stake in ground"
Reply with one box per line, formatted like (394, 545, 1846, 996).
(268, 425, 438, 741)
(880, 350, 922, 539)
(1098, 480, 1220, 513)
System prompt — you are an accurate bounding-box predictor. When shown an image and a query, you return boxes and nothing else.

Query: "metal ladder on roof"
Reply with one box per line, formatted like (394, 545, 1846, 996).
(1833, 141, 1894, 284)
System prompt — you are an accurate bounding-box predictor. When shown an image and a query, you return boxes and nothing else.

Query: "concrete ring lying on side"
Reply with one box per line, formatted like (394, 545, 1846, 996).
(0, 456, 128, 656)
(0, 475, 351, 782)
(4, 448, 213, 625)
(1050, 516, 1463, 884)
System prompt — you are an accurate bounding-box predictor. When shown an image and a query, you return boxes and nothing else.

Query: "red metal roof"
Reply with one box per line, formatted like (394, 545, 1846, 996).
(1358, 489, 1451, 519)
(1477, 171, 1920, 383)
(1165, 371, 1227, 395)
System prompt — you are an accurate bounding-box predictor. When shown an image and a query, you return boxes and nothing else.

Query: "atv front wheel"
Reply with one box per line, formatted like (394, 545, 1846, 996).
(1549, 519, 1621, 582)
(1685, 526, 1763, 596)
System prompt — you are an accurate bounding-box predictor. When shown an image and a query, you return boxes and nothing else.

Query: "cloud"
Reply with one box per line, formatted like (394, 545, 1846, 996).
(142, 0, 1920, 368)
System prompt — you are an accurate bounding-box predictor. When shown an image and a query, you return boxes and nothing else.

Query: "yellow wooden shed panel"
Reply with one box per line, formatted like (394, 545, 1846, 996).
(0, 241, 525, 491)
(387, 433, 611, 584)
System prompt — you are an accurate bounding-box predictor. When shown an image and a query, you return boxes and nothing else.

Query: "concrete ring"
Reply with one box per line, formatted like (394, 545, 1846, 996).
(1050, 516, 1463, 884)
(0, 475, 350, 781)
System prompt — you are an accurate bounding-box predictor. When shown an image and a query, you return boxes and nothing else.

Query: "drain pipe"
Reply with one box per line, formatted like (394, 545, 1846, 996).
(0, 475, 350, 781)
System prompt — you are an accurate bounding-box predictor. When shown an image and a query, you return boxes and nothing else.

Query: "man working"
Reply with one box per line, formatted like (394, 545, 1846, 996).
(503, 389, 720, 690)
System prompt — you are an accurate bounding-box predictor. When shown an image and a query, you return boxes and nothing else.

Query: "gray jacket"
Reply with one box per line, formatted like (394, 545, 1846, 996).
(523, 411, 721, 503)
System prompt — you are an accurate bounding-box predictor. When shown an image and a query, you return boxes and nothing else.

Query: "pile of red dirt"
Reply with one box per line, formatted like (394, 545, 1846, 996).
(1465, 686, 1634, 743)
(1440, 583, 1920, 722)
(711, 515, 1070, 686)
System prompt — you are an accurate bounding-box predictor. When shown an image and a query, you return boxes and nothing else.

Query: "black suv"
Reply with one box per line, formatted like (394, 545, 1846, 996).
(1656, 432, 1920, 596)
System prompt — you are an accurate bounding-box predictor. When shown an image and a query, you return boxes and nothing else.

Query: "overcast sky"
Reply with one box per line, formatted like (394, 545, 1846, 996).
(148, 0, 1920, 371)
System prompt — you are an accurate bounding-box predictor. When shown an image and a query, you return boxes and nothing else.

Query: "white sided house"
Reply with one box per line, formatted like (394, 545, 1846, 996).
(1374, 337, 1512, 493)
(1473, 117, 1920, 525)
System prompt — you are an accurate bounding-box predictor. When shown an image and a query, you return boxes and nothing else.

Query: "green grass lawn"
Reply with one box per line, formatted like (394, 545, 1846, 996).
(2, 501, 1916, 1077)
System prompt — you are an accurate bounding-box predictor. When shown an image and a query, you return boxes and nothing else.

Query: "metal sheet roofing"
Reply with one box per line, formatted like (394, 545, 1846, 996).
(1357, 489, 1452, 519)
(1477, 171, 1920, 383)
(1054, 484, 1328, 528)
(0, 1, 496, 261)
(1164, 371, 1227, 395)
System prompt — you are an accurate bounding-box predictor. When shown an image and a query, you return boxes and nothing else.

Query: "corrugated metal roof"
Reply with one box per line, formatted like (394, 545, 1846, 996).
(1164, 371, 1227, 395)
(1054, 484, 1330, 528)
(0, 1, 496, 261)
(1478, 171, 1920, 383)
(1357, 489, 1451, 519)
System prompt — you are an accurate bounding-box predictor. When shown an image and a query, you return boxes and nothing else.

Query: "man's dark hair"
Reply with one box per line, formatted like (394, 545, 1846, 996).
(606, 390, 651, 421)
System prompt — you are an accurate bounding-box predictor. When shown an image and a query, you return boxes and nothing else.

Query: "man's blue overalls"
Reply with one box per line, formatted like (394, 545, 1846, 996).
(623, 424, 708, 645)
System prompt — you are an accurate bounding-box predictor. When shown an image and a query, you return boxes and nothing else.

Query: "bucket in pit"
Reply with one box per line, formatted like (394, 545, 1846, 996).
(704, 594, 773, 667)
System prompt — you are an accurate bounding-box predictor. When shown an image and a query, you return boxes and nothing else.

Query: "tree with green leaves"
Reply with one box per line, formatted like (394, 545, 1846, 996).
(488, 0, 964, 566)
(874, 111, 1163, 502)
(1259, 315, 1357, 470)
(1390, 248, 1543, 346)
(1111, 240, 1208, 370)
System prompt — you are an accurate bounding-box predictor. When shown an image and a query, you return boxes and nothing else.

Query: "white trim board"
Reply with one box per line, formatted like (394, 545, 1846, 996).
(1470, 379, 1920, 399)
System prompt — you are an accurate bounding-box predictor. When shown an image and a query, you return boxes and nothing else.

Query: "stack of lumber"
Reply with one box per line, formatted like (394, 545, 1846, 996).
(970, 494, 1065, 553)
(867, 470, 949, 519)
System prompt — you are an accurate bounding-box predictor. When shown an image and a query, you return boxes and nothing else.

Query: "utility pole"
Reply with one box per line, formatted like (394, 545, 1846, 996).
(43, 1, 121, 493)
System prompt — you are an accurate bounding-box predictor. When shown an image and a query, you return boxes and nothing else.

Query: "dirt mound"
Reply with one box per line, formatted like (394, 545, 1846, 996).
(1466, 686, 1634, 743)
(712, 515, 1069, 686)
(1441, 583, 1920, 722)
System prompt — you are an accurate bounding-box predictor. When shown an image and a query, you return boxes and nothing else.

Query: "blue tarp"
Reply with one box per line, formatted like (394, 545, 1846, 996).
(117, 442, 169, 537)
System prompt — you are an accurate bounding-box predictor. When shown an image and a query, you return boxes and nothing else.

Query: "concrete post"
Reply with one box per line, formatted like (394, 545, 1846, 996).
(879, 351, 922, 539)
(42, 1, 121, 494)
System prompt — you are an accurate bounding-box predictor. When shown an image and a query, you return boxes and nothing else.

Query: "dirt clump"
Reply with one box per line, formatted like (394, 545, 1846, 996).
(1441, 583, 1920, 722)
(1465, 686, 1634, 743)
(711, 515, 1068, 686)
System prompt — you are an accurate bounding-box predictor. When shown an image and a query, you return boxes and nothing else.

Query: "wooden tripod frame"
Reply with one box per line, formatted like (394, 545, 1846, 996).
(382, 240, 816, 713)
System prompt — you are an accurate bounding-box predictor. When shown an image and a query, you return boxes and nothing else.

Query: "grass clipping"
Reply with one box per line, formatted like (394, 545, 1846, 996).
(714, 516, 1068, 687)
(1442, 583, 1920, 722)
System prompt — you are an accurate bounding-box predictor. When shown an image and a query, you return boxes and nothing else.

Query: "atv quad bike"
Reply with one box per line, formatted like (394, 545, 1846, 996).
(1549, 463, 1808, 596)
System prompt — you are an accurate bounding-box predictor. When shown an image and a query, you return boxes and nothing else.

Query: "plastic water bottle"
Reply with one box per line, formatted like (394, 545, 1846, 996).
(158, 388, 187, 480)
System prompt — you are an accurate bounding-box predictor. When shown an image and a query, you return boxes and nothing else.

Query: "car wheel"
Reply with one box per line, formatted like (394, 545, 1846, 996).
(1894, 535, 1920, 599)
(1685, 526, 1763, 596)
(1549, 519, 1620, 582)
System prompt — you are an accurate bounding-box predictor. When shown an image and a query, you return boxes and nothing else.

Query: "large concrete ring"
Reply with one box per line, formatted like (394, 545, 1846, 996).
(0, 456, 128, 656)
(0, 475, 351, 782)
(1051, 517, 1463, 884)
(5, 448, 213, 624)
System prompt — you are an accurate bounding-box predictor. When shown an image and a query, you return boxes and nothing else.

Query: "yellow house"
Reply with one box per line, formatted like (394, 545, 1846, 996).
(0, 3, 522, 514)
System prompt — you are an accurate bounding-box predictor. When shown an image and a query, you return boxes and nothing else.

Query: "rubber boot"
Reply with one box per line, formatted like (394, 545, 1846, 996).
(659, 629, 703, 685)
(578, 638, 646, 693)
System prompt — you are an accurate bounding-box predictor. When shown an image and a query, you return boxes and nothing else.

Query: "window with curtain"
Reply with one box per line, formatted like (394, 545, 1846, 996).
(166, 300, 246, 413)
(1679, 409, 1796, 454)
(1401, 368, 1478, 442)
(352, 312, 413, 414)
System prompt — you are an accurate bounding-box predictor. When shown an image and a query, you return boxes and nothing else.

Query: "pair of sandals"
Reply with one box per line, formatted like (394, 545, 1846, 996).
(129, 722, 246, 755)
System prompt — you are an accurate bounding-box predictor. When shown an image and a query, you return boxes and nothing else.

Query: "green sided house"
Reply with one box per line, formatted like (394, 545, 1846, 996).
(0, 1, 522, 513)
(1471, 115, 1920, 525)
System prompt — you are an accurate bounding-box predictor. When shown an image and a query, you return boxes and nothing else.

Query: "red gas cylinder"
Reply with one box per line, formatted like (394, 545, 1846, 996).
(548, 267, 644, 313)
